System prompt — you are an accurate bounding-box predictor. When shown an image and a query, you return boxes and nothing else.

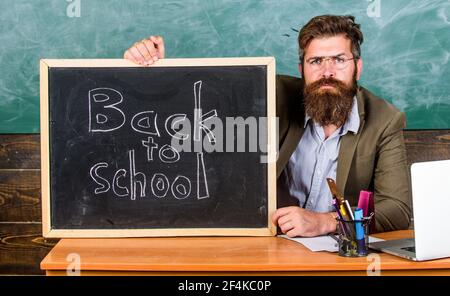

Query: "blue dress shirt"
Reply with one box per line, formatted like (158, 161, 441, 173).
(285, 97, 360, 213)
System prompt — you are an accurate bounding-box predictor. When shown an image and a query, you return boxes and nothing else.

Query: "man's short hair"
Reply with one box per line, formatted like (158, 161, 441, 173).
(298, 15, 364, 63)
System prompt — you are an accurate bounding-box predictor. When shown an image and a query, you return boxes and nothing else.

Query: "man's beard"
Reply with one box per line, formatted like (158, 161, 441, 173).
(303, 74, 357, 127)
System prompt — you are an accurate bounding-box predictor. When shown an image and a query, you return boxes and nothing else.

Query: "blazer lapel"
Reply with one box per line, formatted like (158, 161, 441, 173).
(336, 89, 366, 195)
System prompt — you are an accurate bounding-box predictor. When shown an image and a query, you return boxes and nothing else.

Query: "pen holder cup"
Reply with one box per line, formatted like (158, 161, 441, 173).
(336, 213, 374, 257)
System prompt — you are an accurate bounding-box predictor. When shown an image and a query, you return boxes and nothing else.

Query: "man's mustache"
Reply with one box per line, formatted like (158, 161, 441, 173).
(309, 77, 346, 89)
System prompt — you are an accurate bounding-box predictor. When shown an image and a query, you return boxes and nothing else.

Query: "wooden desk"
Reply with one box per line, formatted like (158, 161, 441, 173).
(41, 230, 450, 275)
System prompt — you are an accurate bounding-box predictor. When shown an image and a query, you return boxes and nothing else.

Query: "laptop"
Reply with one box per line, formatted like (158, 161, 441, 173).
(369, 159, 450, 261)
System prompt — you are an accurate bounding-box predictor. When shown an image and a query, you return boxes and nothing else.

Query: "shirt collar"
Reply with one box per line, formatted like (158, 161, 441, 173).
(304, 96, 360, 135)
(343, 96, 360, 135)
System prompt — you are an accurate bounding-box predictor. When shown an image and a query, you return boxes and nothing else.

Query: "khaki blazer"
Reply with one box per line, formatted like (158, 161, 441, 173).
(275, 75, 412, 232)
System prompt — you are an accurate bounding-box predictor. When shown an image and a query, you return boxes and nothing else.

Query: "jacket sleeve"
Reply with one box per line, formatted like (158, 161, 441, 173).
(373, 111, 412, 232)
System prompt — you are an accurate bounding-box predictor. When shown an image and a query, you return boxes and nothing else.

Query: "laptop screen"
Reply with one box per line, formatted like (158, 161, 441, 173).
(411, 159, 450, 261)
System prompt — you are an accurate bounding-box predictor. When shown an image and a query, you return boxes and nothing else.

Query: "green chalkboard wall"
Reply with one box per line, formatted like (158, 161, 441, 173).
(0, 0, 449, 132)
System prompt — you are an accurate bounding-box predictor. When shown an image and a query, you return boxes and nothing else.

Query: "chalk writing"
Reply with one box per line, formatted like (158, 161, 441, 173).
(88, 81, 213, 201)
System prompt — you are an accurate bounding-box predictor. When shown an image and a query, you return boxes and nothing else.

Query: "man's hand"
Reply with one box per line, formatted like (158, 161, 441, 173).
(272, 206, 337, 237)
(123, 36, 165, 66)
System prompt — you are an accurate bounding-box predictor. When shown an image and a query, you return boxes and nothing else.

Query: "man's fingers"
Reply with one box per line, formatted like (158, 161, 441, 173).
(286, 228, 300, 238)
(135, 41, 153, 64)
(277, 215, 291, 227)
(271, 209, 283, 225)
(271, 207, 292, 225)
(279, 221, 294, 233)
(142, 39, 159, 62)
(129, 46, 145, 65)
(123, 35, 165, 65)
(150, 35, 165, 59)
(125, 48, 143, 65)
(123, 50, 137, 64)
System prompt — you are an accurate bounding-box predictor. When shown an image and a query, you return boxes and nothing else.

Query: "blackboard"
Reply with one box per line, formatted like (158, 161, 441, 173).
(1, 0, 449, 132)
(40, 58, 276, 237)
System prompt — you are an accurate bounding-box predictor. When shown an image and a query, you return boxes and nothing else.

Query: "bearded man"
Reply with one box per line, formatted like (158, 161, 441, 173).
(272, 15, 411, 236)
(124, 15, 412, 237)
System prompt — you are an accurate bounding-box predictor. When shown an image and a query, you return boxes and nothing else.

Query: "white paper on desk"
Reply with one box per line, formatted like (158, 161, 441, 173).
(279, 235, 385, 252)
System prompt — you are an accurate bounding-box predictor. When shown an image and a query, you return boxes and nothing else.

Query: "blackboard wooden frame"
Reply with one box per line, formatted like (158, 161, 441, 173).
(40, 58, 276, 238)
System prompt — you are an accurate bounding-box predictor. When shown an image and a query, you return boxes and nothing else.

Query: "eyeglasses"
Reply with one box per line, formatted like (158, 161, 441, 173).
(305, 55, 357, 71)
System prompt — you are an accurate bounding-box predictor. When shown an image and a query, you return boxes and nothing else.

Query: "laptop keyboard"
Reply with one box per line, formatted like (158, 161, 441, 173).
(401, 246, 416, 253)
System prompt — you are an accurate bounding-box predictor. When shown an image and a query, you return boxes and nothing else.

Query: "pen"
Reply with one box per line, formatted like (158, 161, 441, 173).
(332, 198, 343, 219)
(326, 178, 345, 206)
(339, 203, 355, 240)
(339, 204, 348, 219)
(332, 198, 348, 237)
(343, 200, 354, 220)
(326, 178, 355, 239)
